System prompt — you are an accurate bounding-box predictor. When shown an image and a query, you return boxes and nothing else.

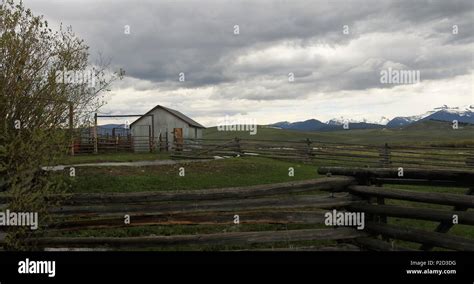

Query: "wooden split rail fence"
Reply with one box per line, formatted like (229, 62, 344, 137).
(1, 167, 473, 251)
(0, 177, 365, 251)
(172, 138, 474, 170)
(318, 167, 474, 251)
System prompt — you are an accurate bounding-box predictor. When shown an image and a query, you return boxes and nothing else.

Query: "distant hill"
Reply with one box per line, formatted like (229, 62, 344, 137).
(204, 120, 474, 146)
(271, 119, 384, 131)
(99, 123, 128, 129)
(278, 119, 327, 131)
(387, 105, 473, 128)
(422, 105, 473, 124)
(386, 117, 418, 128)
(269, 105, 473, 131)
(97, 124, 129, 135)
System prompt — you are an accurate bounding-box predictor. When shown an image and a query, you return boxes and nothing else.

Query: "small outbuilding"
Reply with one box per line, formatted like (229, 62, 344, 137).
(130, 105, 205, 152)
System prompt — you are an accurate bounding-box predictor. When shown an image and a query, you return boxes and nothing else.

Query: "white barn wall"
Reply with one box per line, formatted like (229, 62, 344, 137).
(131, 107, 203, 152)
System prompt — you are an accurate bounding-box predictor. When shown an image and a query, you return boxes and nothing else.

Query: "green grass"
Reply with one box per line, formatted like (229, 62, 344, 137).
(70, 157, 319, 193)
(381, 184, 474, 250)
(204, 120, 474, 146)
(60, 152, 171, 165)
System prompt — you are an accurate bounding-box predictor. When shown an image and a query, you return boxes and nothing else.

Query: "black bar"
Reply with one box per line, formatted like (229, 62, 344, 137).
(0, 251, 471, 281)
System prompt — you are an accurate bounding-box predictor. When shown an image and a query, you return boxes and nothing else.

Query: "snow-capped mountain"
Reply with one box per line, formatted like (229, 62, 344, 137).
(424, 105, 473, 122)
(269, 119, 383, 131)
(326, 117, 359, 126)
(386, 111, 434, 127)
(376, 116, 391, 125)
(385, 117, 417, 128)
(327, 116, 391, 126)
(268, 105, 474, 131)
(433, 104, 473, 114)
(270, 121, 292, 129)
(387, 105, 473, 128)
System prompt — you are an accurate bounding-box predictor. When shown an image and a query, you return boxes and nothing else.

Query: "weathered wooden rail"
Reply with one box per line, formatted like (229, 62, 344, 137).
(50, 194, 356, 216)
(26, 228, 365, 249)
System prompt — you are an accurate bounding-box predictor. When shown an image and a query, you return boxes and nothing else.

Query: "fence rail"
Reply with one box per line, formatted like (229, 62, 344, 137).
(26, 228, 365, 249)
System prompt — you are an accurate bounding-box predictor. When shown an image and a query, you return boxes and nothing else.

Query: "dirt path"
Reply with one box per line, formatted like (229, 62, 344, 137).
(42, 159, 214, 171)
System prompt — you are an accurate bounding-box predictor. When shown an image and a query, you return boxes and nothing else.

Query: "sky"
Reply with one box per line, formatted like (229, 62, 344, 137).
(21, 0, 474, 126)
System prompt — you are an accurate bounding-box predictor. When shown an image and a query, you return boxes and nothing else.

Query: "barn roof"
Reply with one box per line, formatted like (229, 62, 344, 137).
(130, 105, 206, 129)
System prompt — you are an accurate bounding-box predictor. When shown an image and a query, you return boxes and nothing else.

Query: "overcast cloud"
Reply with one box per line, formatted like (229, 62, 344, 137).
(22, 0, 474, 126)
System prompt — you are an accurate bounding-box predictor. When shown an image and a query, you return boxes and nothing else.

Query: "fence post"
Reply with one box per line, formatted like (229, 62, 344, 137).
(379, 143, 391, 168)
(376, 179, 388, 239)
(234, 137, 241, 155)
(305, 138, 312, 160)
(149, 125, 153, 153)
(158, 134, 162, 152)
(466, 153, 474, 169)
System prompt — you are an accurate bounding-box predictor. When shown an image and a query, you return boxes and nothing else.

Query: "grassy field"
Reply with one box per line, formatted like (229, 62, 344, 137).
(70, 157, 318, 193)
(204, 120, 474, 146)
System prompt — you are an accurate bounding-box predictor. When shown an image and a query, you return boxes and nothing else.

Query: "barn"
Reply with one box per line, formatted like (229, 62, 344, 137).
(130, 105, 205, 152)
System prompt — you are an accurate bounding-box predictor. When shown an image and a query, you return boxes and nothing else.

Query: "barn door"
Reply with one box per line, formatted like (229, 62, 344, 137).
(132, 125, 152, 152)
(174, 128, 184, 151)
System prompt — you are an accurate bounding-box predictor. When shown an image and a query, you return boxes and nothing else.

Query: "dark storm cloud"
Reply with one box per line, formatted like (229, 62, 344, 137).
(22, 0, 474, 100)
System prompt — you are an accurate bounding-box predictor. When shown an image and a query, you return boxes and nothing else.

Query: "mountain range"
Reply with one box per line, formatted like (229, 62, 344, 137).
(96, 123, 130, 135)
(269, 105, 474, 131)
